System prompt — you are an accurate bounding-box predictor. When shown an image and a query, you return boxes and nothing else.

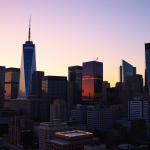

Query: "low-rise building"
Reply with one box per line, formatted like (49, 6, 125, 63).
(39, 119, 68, 150)
(47, 130, 98, 150)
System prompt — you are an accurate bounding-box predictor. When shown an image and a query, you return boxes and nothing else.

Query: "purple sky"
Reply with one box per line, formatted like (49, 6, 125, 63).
(0, 0, 150, 87)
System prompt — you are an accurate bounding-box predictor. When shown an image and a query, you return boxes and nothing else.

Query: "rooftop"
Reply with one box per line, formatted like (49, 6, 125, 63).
(55, 130, 92, 137)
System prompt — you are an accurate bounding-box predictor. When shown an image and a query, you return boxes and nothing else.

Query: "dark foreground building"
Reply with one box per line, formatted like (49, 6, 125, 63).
(68, 66, 82, 105)
(82, 61, 103, 102)
(145, 43, 150, 94)
(41, 76, 67, 122)
(0, 66, 5, 108)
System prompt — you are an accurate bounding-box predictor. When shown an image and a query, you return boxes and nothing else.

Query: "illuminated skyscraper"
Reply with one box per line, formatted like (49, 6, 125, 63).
(145, 43, 150, 94)
(82, 61, 103, 101)
(18, 19, 38, 99)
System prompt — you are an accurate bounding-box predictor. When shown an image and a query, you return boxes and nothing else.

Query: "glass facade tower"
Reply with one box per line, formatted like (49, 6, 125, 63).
(120, 60, 136, 82)
(82, 61, 103, 101)
(68, 66, 82, 105)
(18, 21, 38, 99)
(41, 76, 67, 122)
(145, 43, 150, 94)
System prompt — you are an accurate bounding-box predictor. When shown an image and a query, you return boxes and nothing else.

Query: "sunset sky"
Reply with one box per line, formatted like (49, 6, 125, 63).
(0, 0, 150, 87)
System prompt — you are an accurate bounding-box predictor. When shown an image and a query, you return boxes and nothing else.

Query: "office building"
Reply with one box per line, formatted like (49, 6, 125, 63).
(128, 98, 149, 125)
(87, 108, 112, 133)
(115, 82, 122, 104)
(107, 87, 119, 103)
(46, 130, 98, 150)
(131, 119, 146, 144)
(120, 60, 136, 82)
(82, 61, 103, 102)
(145, 43, 150, 94)
(66, 121, 86, 131)
(39, 119, 68, 150)
(50, 99, 70, 122)
(36, 71, 44, 99)
(106, 126, 127, 147)
(122, 76, 141, 106)
(8, 115, 33, 147)
(10, 99, 41, 121)
(67, 81, 74, 109)
(0, 66, 5, 108)
(18, 20, 38, 99)
(68, 66, 82, 105)
(41, 76, 67, 122)
(109, 104, 128, 123)
(117, 119, 131, 138)
(103, 81, 110, 102)
(5, 68, 20, 100)
(71, 105, 87, 124)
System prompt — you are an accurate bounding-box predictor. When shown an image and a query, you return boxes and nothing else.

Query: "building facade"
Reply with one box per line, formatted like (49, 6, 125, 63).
(36, 71, 44, 99)
(39, 119, 68, 150)
(145, 43, 150, 94)
(8, 115, 33, 147)
(0, 66, 5, 108)
(50, 99, 70, 122)
(82, 61, 103, 102)
(10, 99, 41, 121)
(41, 76, 67, 122)
(107, 87, 119, 103)
(46, 131, 98, 150)
(87, 109, 112, 133)
(120, 60, 136, 82)
(5, 68, 20, 100)
(18, 23, 38, 99)
(68, 66, 82, 105)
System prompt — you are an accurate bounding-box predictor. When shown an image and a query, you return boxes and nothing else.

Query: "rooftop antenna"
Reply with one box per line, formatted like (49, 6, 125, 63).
(28, 16, 31, 41)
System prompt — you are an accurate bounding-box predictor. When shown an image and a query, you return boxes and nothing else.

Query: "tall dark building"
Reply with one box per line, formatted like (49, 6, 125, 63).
(107, 87, 119, 104)
(18, 19, 38, 99)
(0, 66, 5, 108)
(120, 60, 136, 82)
(82, 61, 103, 101)
(5, 68, 20, 100)
(41, 76, 67, 122)
(68, 66, 82, 105)
(36, 71, 44, 99)
(145, 43, 150, 94)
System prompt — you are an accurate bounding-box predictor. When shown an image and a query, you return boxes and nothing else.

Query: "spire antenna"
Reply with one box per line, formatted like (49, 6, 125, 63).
(28, 16, 31, 41)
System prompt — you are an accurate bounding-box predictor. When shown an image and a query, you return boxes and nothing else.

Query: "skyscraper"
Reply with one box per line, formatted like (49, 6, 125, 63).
(68, 66, 82, 105)
(82, 61, 103, 101)
(120, 60, 136, 82)
(18, 19, 38, 99)
(41, 76, 67, 122)
(0, 66, 5, 108)
(145, 43, 150, 94)
(5, 68, 20, 100)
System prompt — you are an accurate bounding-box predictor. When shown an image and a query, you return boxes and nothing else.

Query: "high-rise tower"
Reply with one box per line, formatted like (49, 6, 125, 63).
(82, 61, 103, 101)
(18, 18, 38, 99)
(145, 43, 150, 94)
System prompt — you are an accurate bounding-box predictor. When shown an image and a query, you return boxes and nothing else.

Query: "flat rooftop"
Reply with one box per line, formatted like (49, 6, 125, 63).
(55, 130, 92, 137)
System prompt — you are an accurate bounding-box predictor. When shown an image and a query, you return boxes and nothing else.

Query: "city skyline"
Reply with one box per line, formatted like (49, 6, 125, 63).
(1, 0, 150, 87)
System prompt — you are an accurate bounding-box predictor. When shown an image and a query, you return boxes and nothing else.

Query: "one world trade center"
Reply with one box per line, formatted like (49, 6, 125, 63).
(18, 19, 38, 99)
